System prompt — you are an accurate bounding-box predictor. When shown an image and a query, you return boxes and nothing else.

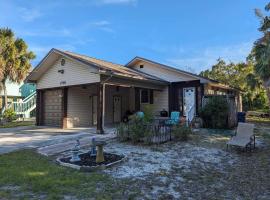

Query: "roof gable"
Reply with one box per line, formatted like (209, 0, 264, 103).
(126, 56, 214, 83)
(27, 49, 167, 84)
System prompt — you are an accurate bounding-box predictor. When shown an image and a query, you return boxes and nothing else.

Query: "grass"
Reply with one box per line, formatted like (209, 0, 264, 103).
(0, 121, 35, 128)
(246, 115, 270, 125)
(0, 150, 133, 200)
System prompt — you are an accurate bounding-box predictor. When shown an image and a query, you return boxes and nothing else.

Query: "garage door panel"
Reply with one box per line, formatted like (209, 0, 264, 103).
(44, 89, 62, 127)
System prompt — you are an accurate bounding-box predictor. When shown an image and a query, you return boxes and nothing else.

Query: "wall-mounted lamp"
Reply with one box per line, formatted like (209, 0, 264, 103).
(58, 69, 64, 74)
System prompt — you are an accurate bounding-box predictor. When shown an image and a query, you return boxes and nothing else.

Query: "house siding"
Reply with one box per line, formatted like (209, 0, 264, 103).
(153, 86, 169, 113)
(104, 85, 131, 124)
(37, 57, 100, 89)
(67, 85, 98, 128)
(131, 61, 197, 82)
(138, 87, 169, 114)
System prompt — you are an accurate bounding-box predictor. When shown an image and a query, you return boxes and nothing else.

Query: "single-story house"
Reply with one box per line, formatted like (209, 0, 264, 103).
(26, 48, 242, 132)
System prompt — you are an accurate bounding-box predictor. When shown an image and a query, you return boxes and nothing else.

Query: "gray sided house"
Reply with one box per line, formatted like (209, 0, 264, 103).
(26, 48, 242, 132)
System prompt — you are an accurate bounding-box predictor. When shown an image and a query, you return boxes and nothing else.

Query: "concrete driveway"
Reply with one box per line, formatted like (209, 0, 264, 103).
(0, 126, 115, 154)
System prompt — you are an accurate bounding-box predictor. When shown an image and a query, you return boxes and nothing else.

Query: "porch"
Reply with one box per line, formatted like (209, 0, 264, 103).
(36, 76, 168, 133)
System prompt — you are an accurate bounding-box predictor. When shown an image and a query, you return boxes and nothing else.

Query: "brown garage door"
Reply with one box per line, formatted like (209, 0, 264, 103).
(44, 89, 63, 127)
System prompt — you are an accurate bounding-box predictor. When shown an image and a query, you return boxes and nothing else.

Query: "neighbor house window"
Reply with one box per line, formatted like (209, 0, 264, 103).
(140, 64, 144, 68)
(140, 89, 149, 103)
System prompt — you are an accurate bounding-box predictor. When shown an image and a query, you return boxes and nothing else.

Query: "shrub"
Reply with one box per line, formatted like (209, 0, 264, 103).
(199, 96, 229, 129)
(3, 109, 17, 122)
(116, 123, 129, 141)
(128, 115, 146, 143)
(172, 125, 192, 141)
(142, 104, 154, 123)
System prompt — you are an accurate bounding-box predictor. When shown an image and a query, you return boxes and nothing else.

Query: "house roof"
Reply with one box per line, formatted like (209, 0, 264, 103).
(125, 56, 241, 91)
(126, 56, 218, 84)
(62, 50, 167, 83)
(27, 48, 239, 91)
(26, 48, 168, 84)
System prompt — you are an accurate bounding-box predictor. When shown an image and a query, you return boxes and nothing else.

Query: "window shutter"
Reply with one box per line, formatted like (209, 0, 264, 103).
(150, 89, 154, 104)
(135, 87, 140, 111)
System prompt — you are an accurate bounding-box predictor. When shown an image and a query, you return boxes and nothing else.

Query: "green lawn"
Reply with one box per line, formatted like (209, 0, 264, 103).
(247, 115, 270, 125)
(0, 121, 35, 128)
(0, 150, 133, 200)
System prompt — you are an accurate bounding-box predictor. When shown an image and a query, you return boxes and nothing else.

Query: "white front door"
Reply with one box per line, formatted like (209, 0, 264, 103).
(183, 87, 195, 116)
(113, 96, 121, 123)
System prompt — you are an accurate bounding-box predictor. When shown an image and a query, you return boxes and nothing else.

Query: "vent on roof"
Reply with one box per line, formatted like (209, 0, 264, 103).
(61, 58, 65, 66)
(140, 64, 144, 68)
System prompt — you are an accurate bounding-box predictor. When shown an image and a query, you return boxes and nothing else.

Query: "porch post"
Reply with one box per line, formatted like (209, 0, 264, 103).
(36, 90, 40, 126)
(62, 87, 68, 129)
(97, 83, 104, 134)
(36, 89, 44, 126)
(102, 84, 106, 128)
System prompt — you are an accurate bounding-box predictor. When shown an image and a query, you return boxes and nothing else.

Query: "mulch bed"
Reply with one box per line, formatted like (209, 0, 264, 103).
(60, 152, 124, 167)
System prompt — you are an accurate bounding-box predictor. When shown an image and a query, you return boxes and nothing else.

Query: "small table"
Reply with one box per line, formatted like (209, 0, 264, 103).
(95, 140, 107, 163)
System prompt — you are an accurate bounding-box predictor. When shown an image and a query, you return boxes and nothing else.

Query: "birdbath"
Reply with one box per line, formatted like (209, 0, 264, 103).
(95, 140, 107, 163)
(70, 139, 81, 162)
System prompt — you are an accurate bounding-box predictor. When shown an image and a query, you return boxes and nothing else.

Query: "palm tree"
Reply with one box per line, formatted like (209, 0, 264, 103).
(0, 28, 35, 110)
(252, 3, 270, 110)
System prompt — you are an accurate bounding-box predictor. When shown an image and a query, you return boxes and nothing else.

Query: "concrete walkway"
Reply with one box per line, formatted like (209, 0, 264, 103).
(0, 126, 116, 154)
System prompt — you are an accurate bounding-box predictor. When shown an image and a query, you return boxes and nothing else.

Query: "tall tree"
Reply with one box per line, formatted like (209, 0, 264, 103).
(0, 28, 35, 110)
(251, 3, 270, 111)
(200, 59, 266, 110)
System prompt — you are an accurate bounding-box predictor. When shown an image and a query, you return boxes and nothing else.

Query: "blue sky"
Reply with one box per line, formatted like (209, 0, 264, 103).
(0, 0, 268, 73)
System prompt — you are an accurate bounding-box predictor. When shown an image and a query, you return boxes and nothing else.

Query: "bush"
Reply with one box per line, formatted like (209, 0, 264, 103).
(128, 115, 147, 143)
(3, 109, 17, 122)
(116, 123, 129, 141)
(142, 104, 154, 123)
(199, 96, 229, 129)
(172, 125, 192, 141)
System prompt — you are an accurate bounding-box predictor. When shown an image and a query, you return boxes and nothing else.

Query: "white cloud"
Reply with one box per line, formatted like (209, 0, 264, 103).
(90, 20, 110, 26)
(87, 20, 115, 33)
(166, 42, 253, 73)
(19, 28, 72, 37)
(18, 7, 42, 22)
(96, 0, 137, 5)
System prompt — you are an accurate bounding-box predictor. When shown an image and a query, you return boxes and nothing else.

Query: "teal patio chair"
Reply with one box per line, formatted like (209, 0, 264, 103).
(165, 111, 180, 125)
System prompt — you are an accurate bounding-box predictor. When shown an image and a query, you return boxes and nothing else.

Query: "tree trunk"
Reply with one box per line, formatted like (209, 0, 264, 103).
(2, 80, 8, 111)
(263, 80, 270, 115)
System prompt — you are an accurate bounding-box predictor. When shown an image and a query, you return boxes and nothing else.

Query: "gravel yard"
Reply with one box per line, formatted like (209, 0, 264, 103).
(1, 121, 270, 199)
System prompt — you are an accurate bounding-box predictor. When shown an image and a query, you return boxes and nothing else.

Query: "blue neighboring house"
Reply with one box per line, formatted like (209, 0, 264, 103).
(0, 81, 36, 113)
(20, 83, 36, 98)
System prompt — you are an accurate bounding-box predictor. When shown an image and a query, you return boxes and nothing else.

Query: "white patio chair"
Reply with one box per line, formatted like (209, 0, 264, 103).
(226, 122, 255, 151)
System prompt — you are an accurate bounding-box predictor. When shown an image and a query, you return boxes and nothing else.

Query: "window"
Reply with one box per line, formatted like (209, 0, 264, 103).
(140, 89, 149, 103)
(140, 64, 144, 68)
